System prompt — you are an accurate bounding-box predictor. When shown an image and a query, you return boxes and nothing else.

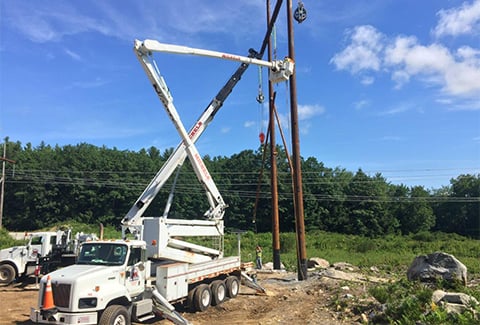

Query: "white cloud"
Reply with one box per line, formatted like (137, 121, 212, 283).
(244, 121, 256, 128)
(381, 136, 403, 141)
(4, 2, 108, 43)
(434, 0, 480, 37)
(64, 49, 82, 61)
(379, 103, 412, 116)
(70, 77, 109, 89)
(361, 76, 375, 85)
(298, 104, 326, 120)
(332, 18, 480, 99)
(3, 1, 265, 45)
(354, 100, 370, 110)
(330, 25, 384, 74)
(385, 36, 480, 96)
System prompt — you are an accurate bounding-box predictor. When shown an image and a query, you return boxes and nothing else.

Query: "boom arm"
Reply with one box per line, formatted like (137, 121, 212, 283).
(122, 40, 294, 233)
(131, 41, 227, 221)
(135, 40, 294, 84)
(122, 44, 258, 232)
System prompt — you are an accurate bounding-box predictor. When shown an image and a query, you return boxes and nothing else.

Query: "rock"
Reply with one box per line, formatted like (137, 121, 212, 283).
(407, 252, 467, 285)
(432, 289, 478, 317)
(370, 266, 380, 273)
(361, 313, 368, 323)
(262, 262, 285, 271)
(333, 262, 357, 271)
(308, 257, 330, 269)
(443, 303, 468, 315)
(432, 290, 479, 305)
(432, 289, 447, 303)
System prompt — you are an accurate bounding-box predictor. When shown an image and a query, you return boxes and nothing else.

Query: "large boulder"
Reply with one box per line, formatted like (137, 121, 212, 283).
(407, 252, 467, 285)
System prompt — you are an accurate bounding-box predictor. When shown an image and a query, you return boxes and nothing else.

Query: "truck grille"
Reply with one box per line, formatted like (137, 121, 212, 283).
(52, 283, 71, 308)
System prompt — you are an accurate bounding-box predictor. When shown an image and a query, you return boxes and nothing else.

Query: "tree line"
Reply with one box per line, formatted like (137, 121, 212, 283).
(2, 140, 479, 238)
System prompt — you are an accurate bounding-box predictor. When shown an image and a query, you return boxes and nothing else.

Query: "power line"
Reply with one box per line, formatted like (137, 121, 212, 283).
(5, 174, 479, 203)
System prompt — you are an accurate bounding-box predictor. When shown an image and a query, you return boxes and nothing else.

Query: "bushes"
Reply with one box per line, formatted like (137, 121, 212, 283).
(0, 228, 26, 248)
(368, 278, 480, 324)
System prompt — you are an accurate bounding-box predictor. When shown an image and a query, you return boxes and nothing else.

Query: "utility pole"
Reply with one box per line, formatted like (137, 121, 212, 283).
(266, 0, 281, 270)
(0, 139, 15, 229)
(286, 0, 308, 280)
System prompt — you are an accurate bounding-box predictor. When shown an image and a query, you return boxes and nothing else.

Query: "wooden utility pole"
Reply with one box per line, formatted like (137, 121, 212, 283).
(286, 0, 308, 280)
(0, 139, 16, 229)
(266, 0, 281, 270)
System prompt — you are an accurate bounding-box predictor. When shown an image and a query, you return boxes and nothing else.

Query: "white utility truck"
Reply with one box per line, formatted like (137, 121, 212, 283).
(30, 39, 293, 325)
(0, 229, 94, 285)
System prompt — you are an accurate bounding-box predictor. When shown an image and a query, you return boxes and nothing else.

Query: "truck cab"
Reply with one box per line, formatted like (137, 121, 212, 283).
(0, 231, 66, 285)
(31, 240, 151, 325)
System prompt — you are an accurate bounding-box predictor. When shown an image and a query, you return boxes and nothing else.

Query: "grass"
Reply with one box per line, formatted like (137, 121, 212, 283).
(229, 230, 480, 275)
(3, 225, 479, 275)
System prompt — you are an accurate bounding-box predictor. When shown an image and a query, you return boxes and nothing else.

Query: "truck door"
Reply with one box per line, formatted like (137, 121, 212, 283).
(124, 246, 146, 297)
(28, 235, 45, 259)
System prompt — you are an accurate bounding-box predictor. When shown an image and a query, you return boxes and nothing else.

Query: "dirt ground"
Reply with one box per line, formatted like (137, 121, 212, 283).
(0, 269, 380, 325)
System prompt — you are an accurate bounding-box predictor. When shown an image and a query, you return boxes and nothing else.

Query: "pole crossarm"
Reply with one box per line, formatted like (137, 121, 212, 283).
(0, 157, 15, 164)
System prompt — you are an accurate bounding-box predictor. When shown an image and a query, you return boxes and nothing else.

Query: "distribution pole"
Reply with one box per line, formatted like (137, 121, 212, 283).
(266, 0, 281, 270)
(286, 0, 308, 280)
(0, 139, 15, 229)
(0, 144, 4, 229)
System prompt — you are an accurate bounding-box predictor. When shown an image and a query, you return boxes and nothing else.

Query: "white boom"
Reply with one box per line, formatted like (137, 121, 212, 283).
(135, 40, 295, 84)
(122, 40, 294, 236)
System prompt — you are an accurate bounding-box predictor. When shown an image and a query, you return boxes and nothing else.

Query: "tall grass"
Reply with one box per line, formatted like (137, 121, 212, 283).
(227, 230, 480, 275)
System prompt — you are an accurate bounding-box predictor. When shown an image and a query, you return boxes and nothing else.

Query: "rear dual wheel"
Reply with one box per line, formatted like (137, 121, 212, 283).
(225, 276, 240, 298)
(210, 280, 226, 306)
(193, 284, 211, 312)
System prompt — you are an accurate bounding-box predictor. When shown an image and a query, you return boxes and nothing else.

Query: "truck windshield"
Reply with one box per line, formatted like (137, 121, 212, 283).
(77, 243, 127, 266)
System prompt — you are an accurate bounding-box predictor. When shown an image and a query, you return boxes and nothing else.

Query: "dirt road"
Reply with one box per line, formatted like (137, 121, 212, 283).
(1, 271, 368, 325)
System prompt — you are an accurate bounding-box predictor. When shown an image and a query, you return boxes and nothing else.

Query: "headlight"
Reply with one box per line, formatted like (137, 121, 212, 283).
(78, 298, 97, 309)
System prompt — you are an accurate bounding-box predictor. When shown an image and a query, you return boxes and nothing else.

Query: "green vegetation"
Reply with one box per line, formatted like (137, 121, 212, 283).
(1, 140, 479, 241)
(0, 227, 25, 247)
(368, 279, 480, 324)
(228, 231, 480, 274)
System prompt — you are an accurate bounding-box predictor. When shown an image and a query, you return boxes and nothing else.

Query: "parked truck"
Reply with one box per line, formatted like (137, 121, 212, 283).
(0, 229, 96, 285)
(30, 39, 293, 325)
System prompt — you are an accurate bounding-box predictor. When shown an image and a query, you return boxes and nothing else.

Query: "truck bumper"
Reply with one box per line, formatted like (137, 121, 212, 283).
(30, 308, 97, 324)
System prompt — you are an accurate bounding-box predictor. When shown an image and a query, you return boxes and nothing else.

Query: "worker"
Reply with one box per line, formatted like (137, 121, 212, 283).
(255, 245, 263, 269)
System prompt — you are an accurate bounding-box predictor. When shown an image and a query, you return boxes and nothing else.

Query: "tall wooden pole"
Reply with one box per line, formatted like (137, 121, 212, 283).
(0, 138, 15, 229)
(0, 140, 6, 229)
(266, 0, 281, 270)
(286, 0, 307, 280)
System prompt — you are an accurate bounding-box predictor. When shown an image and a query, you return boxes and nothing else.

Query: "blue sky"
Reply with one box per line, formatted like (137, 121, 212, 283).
(1, 0, 479, 189)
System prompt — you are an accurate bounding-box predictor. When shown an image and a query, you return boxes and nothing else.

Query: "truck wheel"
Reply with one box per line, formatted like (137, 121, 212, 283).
(99, 305, 131, 325)
(210, 280, 226, 306)
(193, 284, 211, 312)
(225, 276, 240, 298)
(0, 264, 16, 285)
(186, 286, 197, 312)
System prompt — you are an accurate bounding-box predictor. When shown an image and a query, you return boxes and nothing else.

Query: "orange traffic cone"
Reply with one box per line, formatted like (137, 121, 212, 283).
(42, 275, 55, 310)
